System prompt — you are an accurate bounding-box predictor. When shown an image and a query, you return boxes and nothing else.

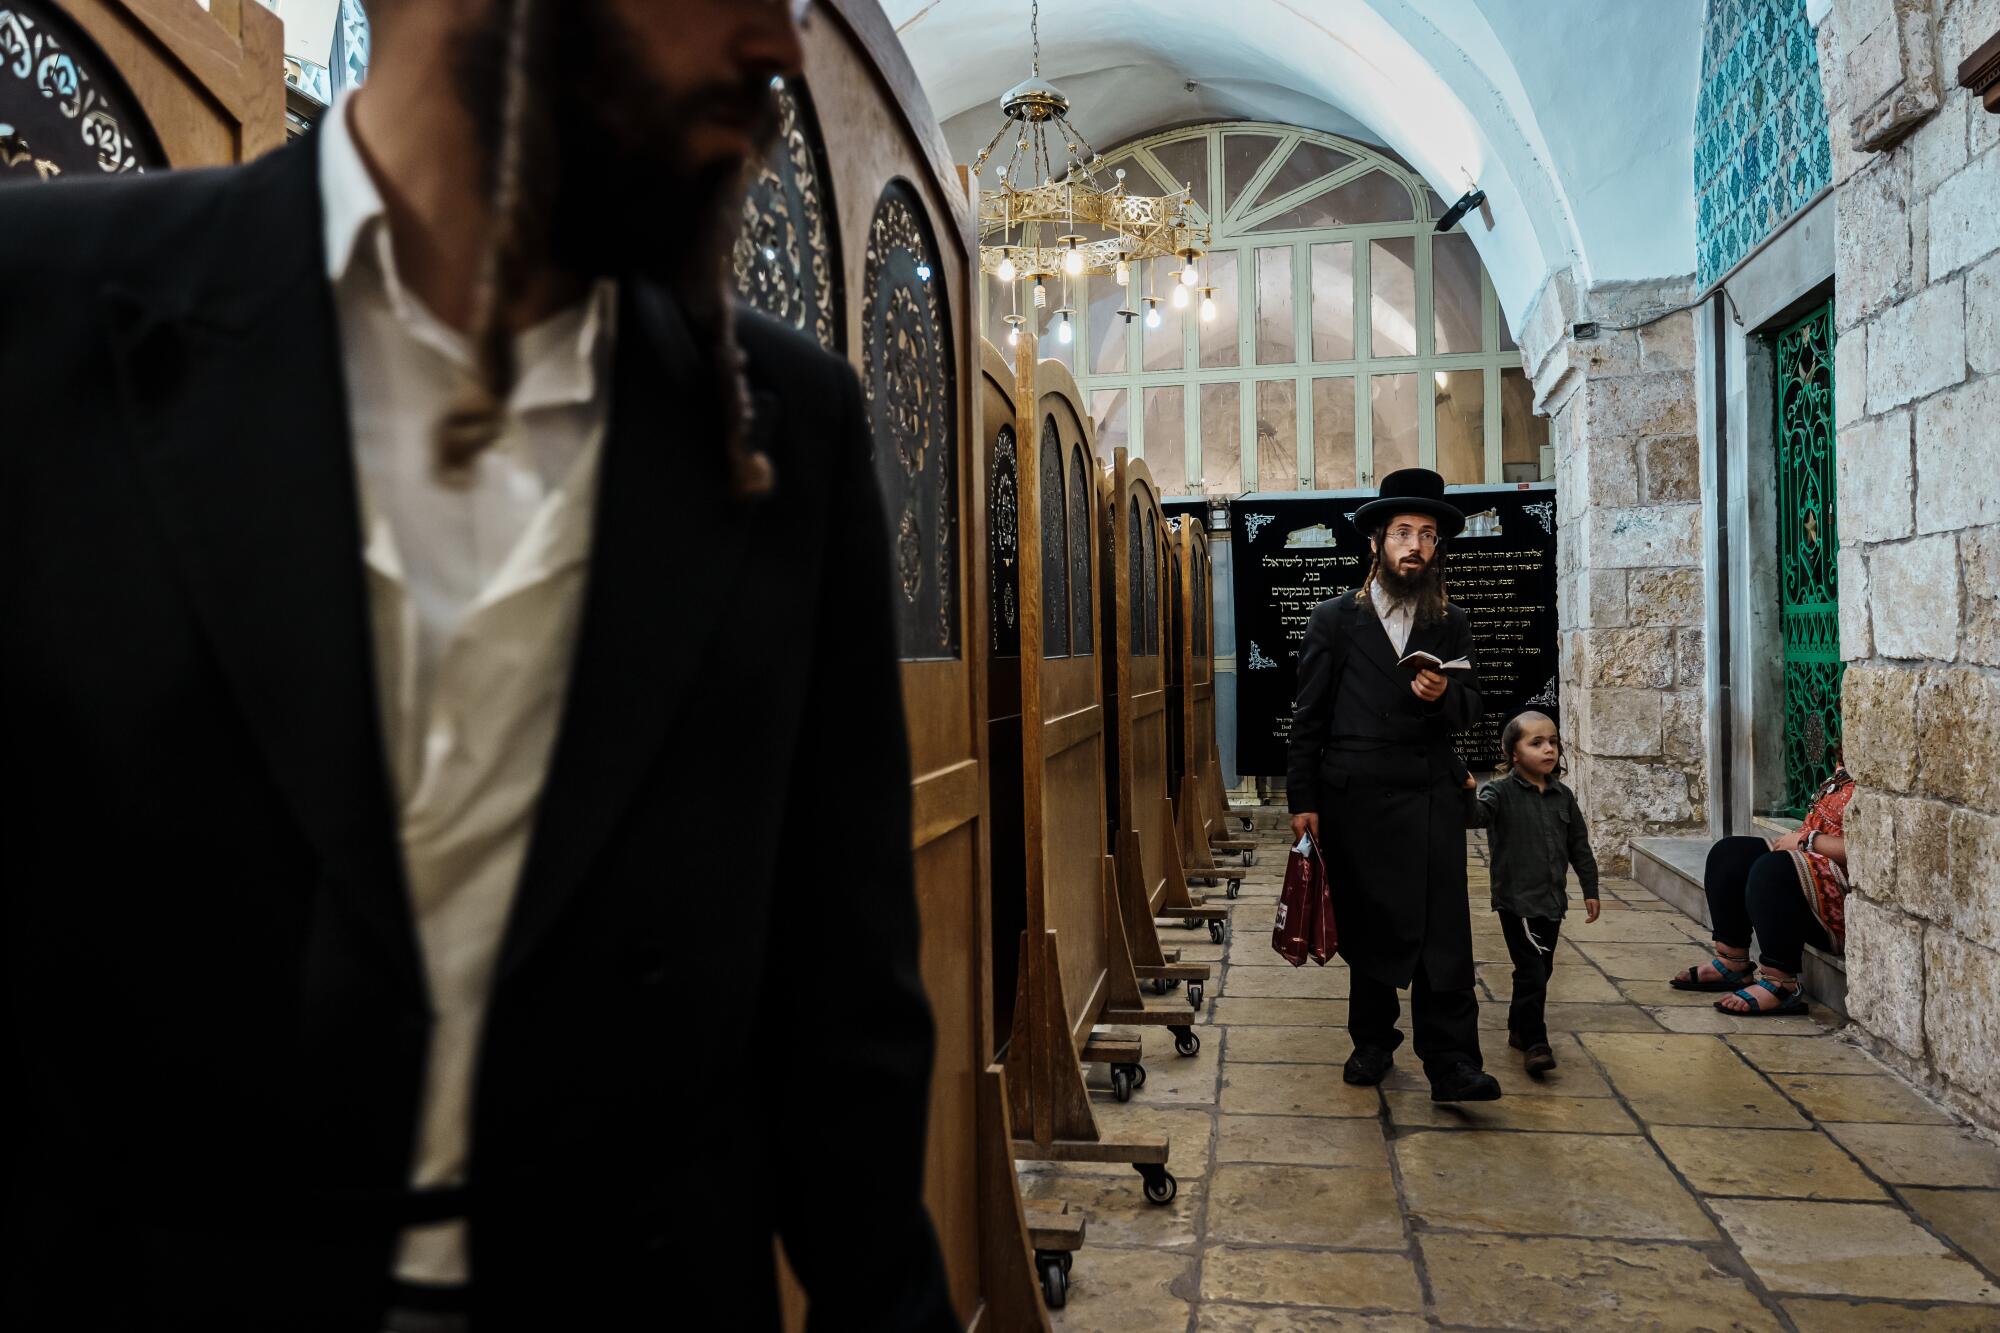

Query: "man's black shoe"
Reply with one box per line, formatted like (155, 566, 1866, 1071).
(1343, 1046, 1395, 1085)
(1523, 1043, 1557, 1076)
(1429, 1063, 1502, 1102)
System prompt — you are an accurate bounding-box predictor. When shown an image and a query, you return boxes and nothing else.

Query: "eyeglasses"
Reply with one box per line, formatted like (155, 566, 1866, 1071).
(1385, 526, 1440, 549)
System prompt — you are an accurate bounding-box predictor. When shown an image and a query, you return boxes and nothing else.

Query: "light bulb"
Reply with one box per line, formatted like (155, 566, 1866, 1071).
(1115, 259, 1130, 287)
(997, 253, 1017, 284)
(1033, 281, 1047, 309)
(1058, 316, 1073, 345)
(1008, 326, 1020, 347)
(916, 262, 932, 282)
(1146, 306, 1162, 329)
(1171, 284, 1190, 309)
(1201, 296, 1217, 322)
(1064, 246, 1085, 276)
(1181, 263, 1200, 287)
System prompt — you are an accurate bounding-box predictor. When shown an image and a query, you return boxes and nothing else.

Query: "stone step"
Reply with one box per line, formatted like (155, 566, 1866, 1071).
(1632, 835, 1847, 1019)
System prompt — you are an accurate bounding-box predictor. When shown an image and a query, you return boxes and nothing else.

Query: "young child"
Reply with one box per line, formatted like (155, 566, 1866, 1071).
(1464, 711, 1601, 1075)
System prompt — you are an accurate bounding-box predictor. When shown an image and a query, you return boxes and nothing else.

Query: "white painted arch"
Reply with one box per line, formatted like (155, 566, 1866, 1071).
(882, 0, 1703, 332)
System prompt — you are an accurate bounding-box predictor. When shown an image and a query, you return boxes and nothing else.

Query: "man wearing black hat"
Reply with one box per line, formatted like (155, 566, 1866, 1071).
(1286, 469, 1500, 1102)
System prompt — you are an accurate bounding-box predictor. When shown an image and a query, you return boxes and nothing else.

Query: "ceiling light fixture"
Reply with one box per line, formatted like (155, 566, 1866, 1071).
(970, 0, 1220, 360)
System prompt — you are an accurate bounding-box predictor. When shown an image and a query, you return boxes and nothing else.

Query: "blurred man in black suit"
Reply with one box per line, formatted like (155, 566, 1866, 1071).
(0, 1, 954, 1328)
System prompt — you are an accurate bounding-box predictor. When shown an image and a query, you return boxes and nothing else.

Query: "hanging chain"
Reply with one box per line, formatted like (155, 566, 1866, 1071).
(1031, 0, 1041, 76)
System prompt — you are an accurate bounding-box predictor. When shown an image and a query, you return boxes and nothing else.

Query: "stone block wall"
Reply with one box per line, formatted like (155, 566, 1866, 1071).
(1820, 0, 2000, 1126)
(1519, 272, 1709, 874)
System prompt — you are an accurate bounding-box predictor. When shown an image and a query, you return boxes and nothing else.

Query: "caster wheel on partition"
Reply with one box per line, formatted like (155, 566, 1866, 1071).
(1111, 1065, 1135, 1103)
(1181, 917, 1203, 931)
(1038, 1255, 1069, 1309)
(1150, 977, 1168, 996)
(1226, 881, 1240, 899)
(1242, 849, 1256, 868)
(1137, 1165, 1179, 1206)
(1171, 1027, 1201, 1058)
(1130, 1062, 1148, 1089)
(1187, 982, 1205, 1009)
(1209, 920, 1227, 944)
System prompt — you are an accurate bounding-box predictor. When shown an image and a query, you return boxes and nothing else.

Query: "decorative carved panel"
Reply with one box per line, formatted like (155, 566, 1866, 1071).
(1143, 508, 1160, 657)
(1040, 417, 1070, 659)
(863, 179, 958, 661)
(1127, 496, 1144, 652)
(731, 77, 842, 351)
(1194, 556, 1208, 654)
(989, 422, 1020, 658)
(0, 4, 165, 184)
(1068, 445, 1093, 655)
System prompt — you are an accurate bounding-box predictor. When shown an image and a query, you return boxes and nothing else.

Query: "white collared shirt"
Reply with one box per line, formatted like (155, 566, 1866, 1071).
(320, 94, 617, 1284)
(1370, 579, 1416, 656)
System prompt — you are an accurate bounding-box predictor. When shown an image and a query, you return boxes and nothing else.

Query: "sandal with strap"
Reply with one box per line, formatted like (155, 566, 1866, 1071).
(1671, 955, 1755, 992)
(1715, 977, 1808, 1017)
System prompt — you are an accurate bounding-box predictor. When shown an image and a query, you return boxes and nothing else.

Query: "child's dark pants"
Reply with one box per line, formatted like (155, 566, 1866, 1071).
(1498, 912, 1561, 1047)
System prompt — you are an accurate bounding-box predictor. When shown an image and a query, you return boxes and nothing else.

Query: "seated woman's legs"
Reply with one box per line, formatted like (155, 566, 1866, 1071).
(1716, 853, 1833, 1013)
(1744, 852, 1833, 974)
(1674, 836, 1767, 986)
(1704, 836, 1769, 949)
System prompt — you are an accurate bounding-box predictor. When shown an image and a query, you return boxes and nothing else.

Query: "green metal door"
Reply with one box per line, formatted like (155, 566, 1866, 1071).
(1775, 301, 1841, 815)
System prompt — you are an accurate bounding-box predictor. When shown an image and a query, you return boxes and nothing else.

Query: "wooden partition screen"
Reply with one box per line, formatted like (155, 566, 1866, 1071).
(775, 5, 1042, 1328)
(1175, 520, 1257, 878)
(1, 0, 283, 178)
(1101, 450, 1231, 959)
(977, 342, 1199, 1222)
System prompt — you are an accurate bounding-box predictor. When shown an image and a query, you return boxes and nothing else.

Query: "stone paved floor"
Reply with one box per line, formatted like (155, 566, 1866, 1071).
(1020, 814, 2000, 1332)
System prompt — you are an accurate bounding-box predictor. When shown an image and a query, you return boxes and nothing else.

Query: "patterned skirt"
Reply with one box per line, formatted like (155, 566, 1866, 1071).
(1787, 848, 1847, 953)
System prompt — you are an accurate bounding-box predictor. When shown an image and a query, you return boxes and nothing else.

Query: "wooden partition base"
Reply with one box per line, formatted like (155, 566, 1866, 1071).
(1143, 800, 1231, 945)
(1184, 776, 1257, 855)
(1203, 756, 1260, 840)
(1099, 856, 1209, 1057)
(976, 1067, 1058, 1331)
(1022, 1199, 1085, 1310)
(1177, 782, 1249, 901)
(1006, 929, 1179, 1206)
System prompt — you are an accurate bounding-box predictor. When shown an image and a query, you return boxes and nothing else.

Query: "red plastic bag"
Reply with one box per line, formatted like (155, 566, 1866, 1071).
(1273, 834, 1337, 967)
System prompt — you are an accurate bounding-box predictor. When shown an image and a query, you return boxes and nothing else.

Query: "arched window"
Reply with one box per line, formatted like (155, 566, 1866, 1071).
(982, 122, 1547, 493)
(1040, 417, 1070, 658)
(1068, 445, 1094, 654)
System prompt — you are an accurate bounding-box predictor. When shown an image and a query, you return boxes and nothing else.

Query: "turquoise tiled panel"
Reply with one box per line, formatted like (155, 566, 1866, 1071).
(1695, 0, 1831, 287)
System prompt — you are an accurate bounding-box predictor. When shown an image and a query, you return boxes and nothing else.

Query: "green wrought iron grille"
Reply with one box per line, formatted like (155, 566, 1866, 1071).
(1775, 301, 1841, 816)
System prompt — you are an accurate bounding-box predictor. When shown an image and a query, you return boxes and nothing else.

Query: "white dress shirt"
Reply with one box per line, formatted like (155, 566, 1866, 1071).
(320, 95, 617, 1284)
(1370, 578, 1416, 657)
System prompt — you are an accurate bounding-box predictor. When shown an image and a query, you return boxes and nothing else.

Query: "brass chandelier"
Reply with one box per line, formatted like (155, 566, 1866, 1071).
(971, 0, 1217, 350)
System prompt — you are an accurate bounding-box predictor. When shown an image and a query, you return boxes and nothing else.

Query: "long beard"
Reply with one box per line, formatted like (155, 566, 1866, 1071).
(1377, 553, 1432, 601)
(455, 4, 781, 293)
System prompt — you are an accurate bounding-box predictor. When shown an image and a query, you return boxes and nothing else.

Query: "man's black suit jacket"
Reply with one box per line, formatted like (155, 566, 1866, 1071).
(0, 140, 954, 1330)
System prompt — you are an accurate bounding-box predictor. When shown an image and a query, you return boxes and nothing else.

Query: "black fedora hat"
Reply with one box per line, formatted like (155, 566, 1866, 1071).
(1352, 468, 1465, 538)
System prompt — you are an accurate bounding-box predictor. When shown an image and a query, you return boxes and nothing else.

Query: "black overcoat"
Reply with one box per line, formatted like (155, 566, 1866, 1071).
(1285, 591, 1484, 990)
(0, 139, 955, 1330)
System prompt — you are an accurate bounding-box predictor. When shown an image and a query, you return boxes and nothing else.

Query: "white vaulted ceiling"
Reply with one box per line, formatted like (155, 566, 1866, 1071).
(880, 0, 1704, 331)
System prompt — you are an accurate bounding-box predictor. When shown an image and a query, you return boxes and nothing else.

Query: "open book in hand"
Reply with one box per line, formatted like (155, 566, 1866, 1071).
(1397, 650, 1473, 673)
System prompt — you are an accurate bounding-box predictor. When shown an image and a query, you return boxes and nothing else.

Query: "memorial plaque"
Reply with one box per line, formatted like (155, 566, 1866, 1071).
(1229, 486, 1558, 776)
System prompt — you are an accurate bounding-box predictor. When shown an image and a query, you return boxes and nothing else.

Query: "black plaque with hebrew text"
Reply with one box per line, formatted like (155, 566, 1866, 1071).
(1229, 486, 1559, 776)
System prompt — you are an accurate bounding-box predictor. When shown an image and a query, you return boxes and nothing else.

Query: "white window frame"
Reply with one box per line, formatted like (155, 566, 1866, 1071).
(985, 121, 1532, 495)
